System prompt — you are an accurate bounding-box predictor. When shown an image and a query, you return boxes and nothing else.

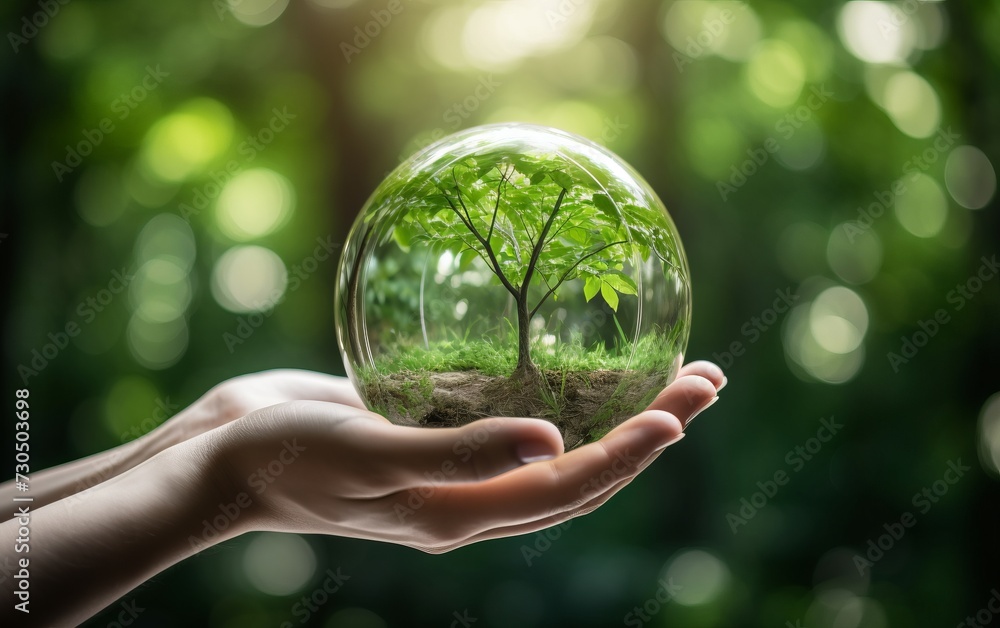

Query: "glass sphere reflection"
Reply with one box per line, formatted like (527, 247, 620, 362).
(336, 123, 691, 448)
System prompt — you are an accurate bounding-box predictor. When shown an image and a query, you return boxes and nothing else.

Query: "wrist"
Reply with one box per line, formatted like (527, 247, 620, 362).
(179, 425, 266, 548)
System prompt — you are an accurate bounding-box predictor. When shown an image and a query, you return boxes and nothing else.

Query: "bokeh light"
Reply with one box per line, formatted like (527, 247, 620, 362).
(126, 314, 189, 369)
(944, 145, 997, 210)
(881, 71, 940, 138)
(827, 223, 882, 284)
(784, 283, 869, 384)
(215, 168, 296, 241)
(662, 1, 760, 61)
(211, 245, 288, 313)
(979, 393, 1000, 479)
(227, 0, 290, 27)
(810, 287, 869, 354)
(140, 99, 234, 182)
(242, 533, 316, 596)
(745, 40, 806, 108)
(135, 213, 197, 272)
(805, 589, 888, 628)
(837, 2, 917, 64)
(324, 608, 388, 628)
(894, 173, 948, 238)
(661, 549, 730, 606)
(130, 258, 192, 323)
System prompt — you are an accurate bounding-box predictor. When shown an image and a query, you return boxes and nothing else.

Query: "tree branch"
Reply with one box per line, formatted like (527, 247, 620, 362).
(521, 187, 567, 300)
(529, 240, 629, 318)
(442, 182, 520, 299)
(486, 165, 510, 246)
(452, 171, 476, 231)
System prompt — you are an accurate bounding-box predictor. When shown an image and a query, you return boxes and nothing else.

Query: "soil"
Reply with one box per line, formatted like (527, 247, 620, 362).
(363, 369, 669, 449)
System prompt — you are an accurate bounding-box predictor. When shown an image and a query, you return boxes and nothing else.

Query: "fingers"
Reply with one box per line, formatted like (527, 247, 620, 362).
(422, 410, 682, 529)
(264, 369, 368, 409)
(428, 431, 671, 552)
(645, 375, 718, 428)
(678, 360, 727, 391)
(351, 415, 565, 490)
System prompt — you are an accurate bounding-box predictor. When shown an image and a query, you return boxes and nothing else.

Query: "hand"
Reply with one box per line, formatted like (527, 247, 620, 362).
(213, 361, 725, 553)
(0, 369, 365, 509)
(3, 361, 723, 626)
(157, 369, 368, 446)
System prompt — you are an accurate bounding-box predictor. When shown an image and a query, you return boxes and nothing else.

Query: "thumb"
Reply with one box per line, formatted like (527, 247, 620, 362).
(373, 417, 565, 487)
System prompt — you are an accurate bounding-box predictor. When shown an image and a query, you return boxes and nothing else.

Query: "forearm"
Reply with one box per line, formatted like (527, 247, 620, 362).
(1, 433, 242, 627)
(0, 419, 187, 511)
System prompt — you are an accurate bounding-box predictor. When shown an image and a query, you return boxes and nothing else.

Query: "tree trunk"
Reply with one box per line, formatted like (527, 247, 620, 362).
(513, 295, 540, 381)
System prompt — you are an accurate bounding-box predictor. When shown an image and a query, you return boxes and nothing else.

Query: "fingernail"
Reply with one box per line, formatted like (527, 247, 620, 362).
(517, 441, 557, 464)
(653, 432, 685, 452)
(685, 395, 719, 428)
(718, 376, 728, 392)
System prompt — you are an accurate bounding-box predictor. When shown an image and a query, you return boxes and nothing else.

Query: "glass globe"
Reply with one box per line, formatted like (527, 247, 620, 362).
(335, 123, 690, 449)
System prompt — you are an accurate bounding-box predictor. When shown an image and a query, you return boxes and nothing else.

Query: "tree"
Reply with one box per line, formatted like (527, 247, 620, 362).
(380, 152, 675, 382)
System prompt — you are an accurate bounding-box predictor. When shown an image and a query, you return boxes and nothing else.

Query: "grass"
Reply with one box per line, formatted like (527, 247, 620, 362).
(363, 323, 684, 378)
(354, 322, 687, 448)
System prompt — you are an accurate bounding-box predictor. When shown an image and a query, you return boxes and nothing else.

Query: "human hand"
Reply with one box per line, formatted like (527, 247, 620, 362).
(4, 362, 722, 626)
(0, 369, 364, 510)
(156, 369, 367, 447)
(210, 361, 725, 553)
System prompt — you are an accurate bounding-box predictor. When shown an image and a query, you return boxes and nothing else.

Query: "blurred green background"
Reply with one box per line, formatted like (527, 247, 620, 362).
(2, 0, 999, 626)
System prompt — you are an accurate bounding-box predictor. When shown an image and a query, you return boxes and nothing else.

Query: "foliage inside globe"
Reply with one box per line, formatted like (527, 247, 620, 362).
(335, 123, 691, 449)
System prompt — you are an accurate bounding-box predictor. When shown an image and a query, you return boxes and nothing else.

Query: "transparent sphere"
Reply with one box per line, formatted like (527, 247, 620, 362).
(336, 123, 691, 448)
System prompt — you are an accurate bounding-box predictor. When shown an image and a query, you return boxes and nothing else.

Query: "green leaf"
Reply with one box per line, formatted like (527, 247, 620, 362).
(567, 227, 591, 244)
(591, 193, 620, 222)
(529, 171, 547, 185)
(584, 276, 601, 302)
(604, 272, 638, 295)
(391, 226, 411, 250)
(600, 281, 619, 311)
(549, 170, 573, 190)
